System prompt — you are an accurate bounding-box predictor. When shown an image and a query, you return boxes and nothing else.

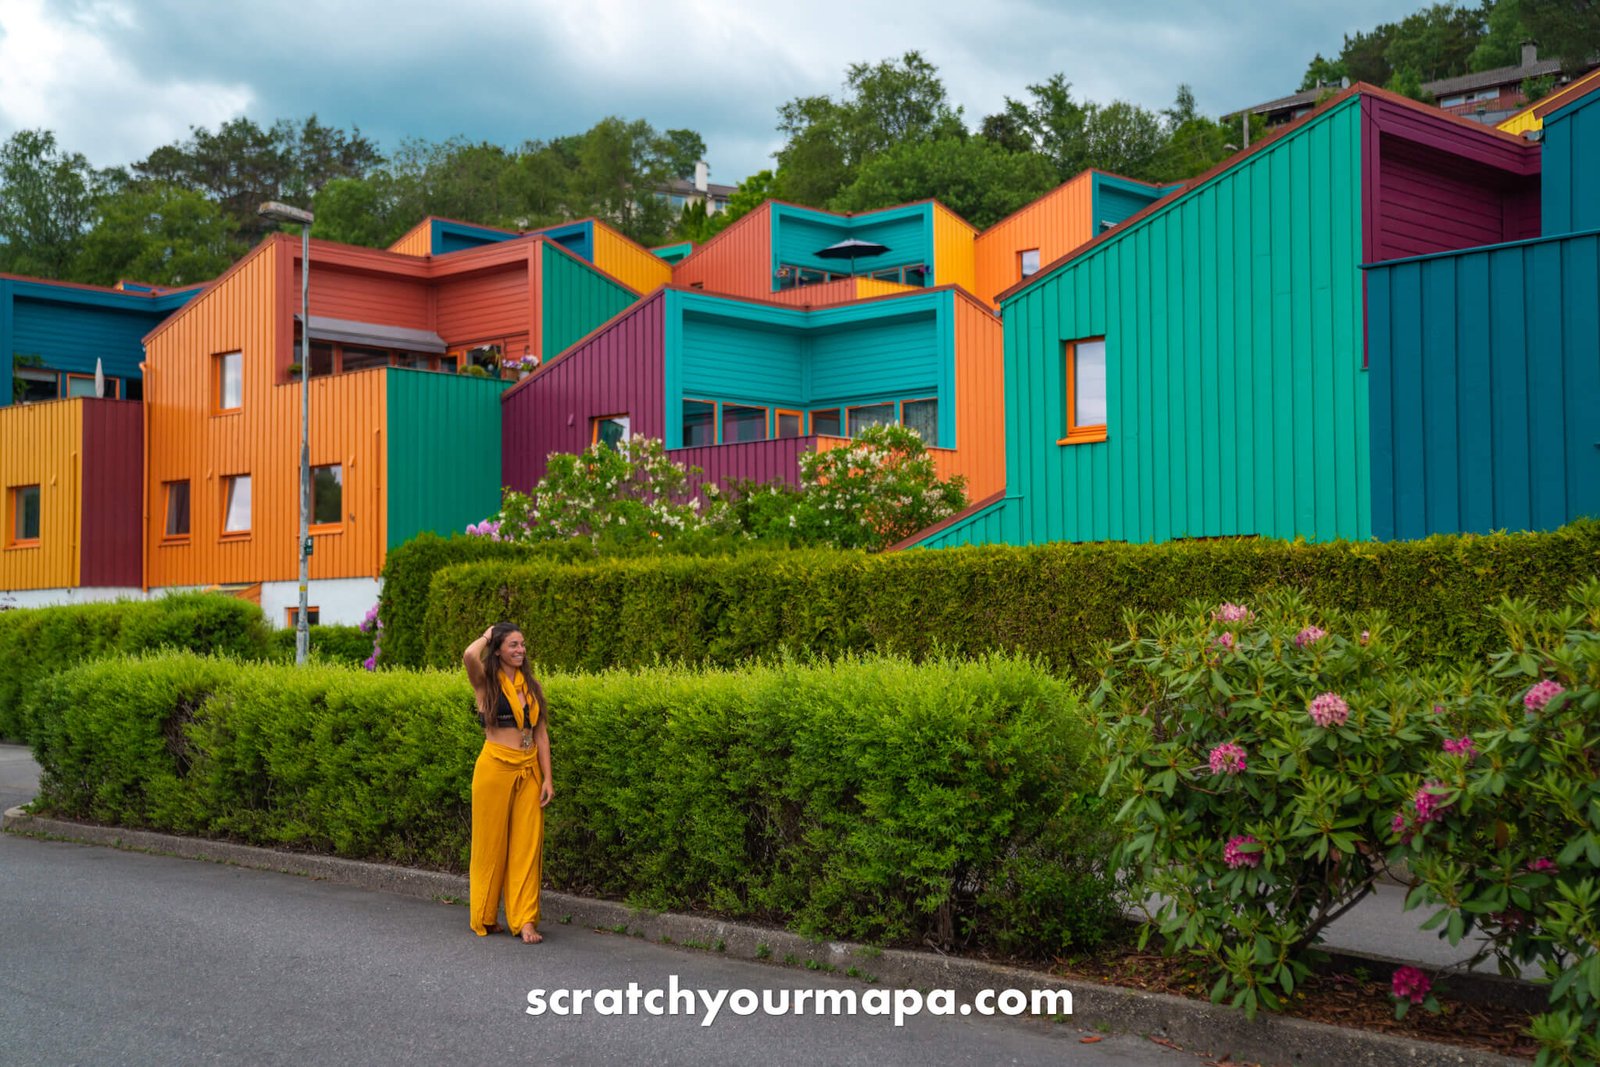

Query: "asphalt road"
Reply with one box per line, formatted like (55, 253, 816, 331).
(0, 829, 1190, 1067)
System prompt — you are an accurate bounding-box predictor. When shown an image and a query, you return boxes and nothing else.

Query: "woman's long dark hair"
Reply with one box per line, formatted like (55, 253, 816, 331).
(478, 621, 547, 726)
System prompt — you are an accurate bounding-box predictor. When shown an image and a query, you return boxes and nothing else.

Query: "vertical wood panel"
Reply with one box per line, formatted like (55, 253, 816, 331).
(0, 398, 82, 589)
(972, 173, 1093, 309)
(591, 223, 673, 294)
(79, 398, 143, 587)
(932, 203, 977, 298)
(672, 203, 774, 299)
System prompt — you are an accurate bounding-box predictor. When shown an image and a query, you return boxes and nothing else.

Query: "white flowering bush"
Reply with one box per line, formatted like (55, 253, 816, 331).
(473, 436, 713, 548)
(787, 423, 967, 551)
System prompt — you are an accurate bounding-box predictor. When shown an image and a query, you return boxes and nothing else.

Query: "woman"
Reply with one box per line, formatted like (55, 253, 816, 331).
(463, 622, 553, 943)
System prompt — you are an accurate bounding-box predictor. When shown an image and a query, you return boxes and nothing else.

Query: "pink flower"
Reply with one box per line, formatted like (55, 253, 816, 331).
(1208, 742, 1248, 775)
(1413, 781, 1451, 824)
(1391, 966, 1431, 1005)
(1441, 736, 1477, 760)
(1359, 630, 1370, 645)
(1431, 703, 1446, 715)
(1523, 680, 1566, 713)
(1224, 834, 1261, 869)
(1527, 857, 1558, 874)
(1212, 603, 1254, 623)
(1307, 692, 1350, 728)
(1294, 626, 1328, 647)
(1213, 631, 1236, 651)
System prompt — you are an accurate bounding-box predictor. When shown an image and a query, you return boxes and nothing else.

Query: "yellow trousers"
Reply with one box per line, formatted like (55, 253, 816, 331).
(469, 740, 544, 935)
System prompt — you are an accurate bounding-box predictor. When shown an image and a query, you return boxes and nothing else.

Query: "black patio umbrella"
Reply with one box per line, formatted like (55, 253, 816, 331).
(813, 237, 890, 276)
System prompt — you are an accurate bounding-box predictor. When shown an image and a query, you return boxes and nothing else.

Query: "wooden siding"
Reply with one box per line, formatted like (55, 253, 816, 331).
(764, 277, 916, 308)
(949, 296, 1005, 500)
(144, 239, 390, 587)
(0, 399, 81, 590)
(386, 370, 505, 547)
(678, 311, 807, 417)
(501, 293, 666, 491)
(1543, 87, 1600, 235)
(539, 243, 641, 359)
(388, 220, 434, 257)
(592, 222, 673, 293)
(1497, 67, 1600, 136)
(672, 203, 774, 300)
(999, 97, 1369, 546)
(79, 398, 143, 587)
(774, 203, 931, 279)
(1367, 231, 1600, 539)
(899, 494, 1014, 550)
(668, 436, 817, 489)
(436, 265, 531, 346)
(305, 266, 432, 331)
(932, 203, 977, 297)
(972, 173, 1094, 308)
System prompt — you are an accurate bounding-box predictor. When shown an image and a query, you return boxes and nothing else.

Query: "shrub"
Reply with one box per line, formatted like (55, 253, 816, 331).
(0, 593, 271, 741)
(1399, 581, 1600, 1067)
(406, 522, 1600, 682)
(27, 651, 1118, 955)
(1091, 591, 1434, 1016)
(376, 533, 535, 668)
(789, 423, 967, 551)
(266, 624, 375, 667)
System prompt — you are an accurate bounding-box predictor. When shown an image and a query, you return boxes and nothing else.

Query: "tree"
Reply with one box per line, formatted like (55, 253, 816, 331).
(1521, 0, 1600, 73)
(312, 175, 407, 247)
(1469, 0, 1531, 69)
(1385, 3, 1487, 81)
(662, 129, 707, 180)
(675, 198, 714, 243)
(1387, 65, 1435, 101)
(984, 74, 1089, 181)
(830, 135, 1057, 229)
(0, 130, 99, 279)
(1300, 53, 1349, 91)
(570, 116, 677, 244)
(705, 169, 775, 237)
(74, 183, 238, 287)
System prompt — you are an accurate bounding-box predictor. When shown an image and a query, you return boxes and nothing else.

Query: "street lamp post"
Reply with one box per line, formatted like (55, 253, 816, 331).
(257, 201, 315, 665)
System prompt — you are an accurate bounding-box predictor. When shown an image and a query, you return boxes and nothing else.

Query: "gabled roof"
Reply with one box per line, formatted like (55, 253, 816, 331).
(1425, 57, 1566, 98)
(995, 82, 1537, 305)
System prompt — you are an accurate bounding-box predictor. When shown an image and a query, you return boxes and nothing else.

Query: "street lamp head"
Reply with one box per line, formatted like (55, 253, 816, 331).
(258, 201, 315, 226)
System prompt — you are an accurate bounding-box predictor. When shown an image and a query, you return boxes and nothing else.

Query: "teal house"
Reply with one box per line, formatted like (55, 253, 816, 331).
(908, 86, 1546, 549)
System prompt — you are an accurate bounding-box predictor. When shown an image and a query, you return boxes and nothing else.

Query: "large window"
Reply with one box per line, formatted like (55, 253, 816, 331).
(216, 352, 242, 412)
(847, 402, 896, 437)
(722, 404, 768, 444)
(901, 398, 938, 446)
(339, 347, 390, 373)
(14, 368, 57, 404)
(9, 485, 40, 546)
(592, 414, 630, 450)
(682, 400, 716, 448)
(1061, 338, 1108, 444)
(164, 480, 191, 539)
(312, 465, 343, 527)
(222, 474, 252, 535)
(66, 374, 118, 399)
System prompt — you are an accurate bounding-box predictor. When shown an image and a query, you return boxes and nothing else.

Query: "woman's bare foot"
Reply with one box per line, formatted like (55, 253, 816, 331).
(520, 923, 543, 944)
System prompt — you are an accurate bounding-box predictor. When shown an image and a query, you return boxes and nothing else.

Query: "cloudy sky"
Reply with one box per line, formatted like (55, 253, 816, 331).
(0, 0, 1423, 183)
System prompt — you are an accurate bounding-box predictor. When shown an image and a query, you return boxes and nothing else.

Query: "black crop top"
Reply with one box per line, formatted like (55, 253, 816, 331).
(488, 686, 537, 729)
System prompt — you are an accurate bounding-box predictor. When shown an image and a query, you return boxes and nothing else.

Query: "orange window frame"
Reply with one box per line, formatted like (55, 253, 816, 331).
(682, 398, 718, 447)
(310, 464, 343, 533)
(774, 409, 804, 439)
(214, 351, 243, 414)
(65, 372, 119, 399)
(1018, 248, 1041, 280)
(845, 401, 897, 437)
(590, 413, 631, 445)
(220, 473, 252, 538)
(808, 408, 843, 437)
(7, 485, 41, 548)
(162, 480, 191, 542)
(720, 402, 770, 444)
(899, 396, 939, 447)
(1060, 337, 1108, 445)
(285, 606, 321, 628)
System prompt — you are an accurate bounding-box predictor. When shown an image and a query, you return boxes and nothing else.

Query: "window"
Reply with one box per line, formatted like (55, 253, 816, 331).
(775, 410, 804, 439)
(312, 465, 343, 527)
(1061, 338, 1108, 444)
(9, 485, 40, 546)
(847, 403, 897, 437)
(810, 408, 842, 437)
(901, 398, 939, 446)
(722, 404, 768, 444)
(1019, 249, 1041, 279)
(286, 606, 321, 628)
(682, 400, 716, 448)
(399, 353, 433, 371)
(339, 347, 390, 373)
(164, 481, 191, 539)
(222, 474, 252, 534)
(216, 352, 242, 411)
(66, 374, 118, 399)
(592, 414, 630, 450)
(14, 368, 57, 404)
(439, 354, 460, 374)
(307, 343, 335, 379)
(125, 378, 143, 401)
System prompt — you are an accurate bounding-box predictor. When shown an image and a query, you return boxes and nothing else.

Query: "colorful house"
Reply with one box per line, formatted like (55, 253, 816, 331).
(1366, 78, 1600, 540)
(3, 275, 201, 406)
(501, 284, 1005, 503)
(0, 397, 141, 604)
(387, 216, 672, 294)
(906, 85, 1544, 550)
(1497, 66, 1600, 139)
(141, 231, 641, 624)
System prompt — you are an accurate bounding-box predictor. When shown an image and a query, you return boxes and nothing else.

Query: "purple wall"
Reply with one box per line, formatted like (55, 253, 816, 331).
(501, 292, 665, 491)
(79, 398, 143, 587)
(670, 435, 819, 491)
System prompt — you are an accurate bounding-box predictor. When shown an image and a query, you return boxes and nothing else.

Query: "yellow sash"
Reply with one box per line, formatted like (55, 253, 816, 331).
(496, 670, 538, 731)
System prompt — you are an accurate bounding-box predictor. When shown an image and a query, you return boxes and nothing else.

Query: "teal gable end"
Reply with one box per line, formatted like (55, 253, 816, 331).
(771, 203, 935, 287)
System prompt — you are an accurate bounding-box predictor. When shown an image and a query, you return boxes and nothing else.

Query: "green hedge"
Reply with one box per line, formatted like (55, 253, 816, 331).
(27, 651, 1119, 954)
(267, 624, 375, 666)
(415, 522, 1600, 684)
(0, 594, 272, 741)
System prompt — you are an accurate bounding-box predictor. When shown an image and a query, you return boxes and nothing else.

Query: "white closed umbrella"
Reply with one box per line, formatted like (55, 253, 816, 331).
(94, 358, 105, 399)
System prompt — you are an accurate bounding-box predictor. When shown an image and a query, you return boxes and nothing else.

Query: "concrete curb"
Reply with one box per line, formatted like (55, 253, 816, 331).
(4, 806, 1527, 1067)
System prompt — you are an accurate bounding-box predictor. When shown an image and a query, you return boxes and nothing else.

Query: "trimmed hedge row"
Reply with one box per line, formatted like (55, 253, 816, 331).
(266, 624, 375, 667)
(415, 522, 1600, 684)
(27, 651, 1119, 953)
(0, 593, 272, 740)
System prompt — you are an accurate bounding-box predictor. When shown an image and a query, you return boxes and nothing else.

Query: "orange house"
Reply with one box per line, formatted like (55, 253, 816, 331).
(141, 232, 640, 625)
